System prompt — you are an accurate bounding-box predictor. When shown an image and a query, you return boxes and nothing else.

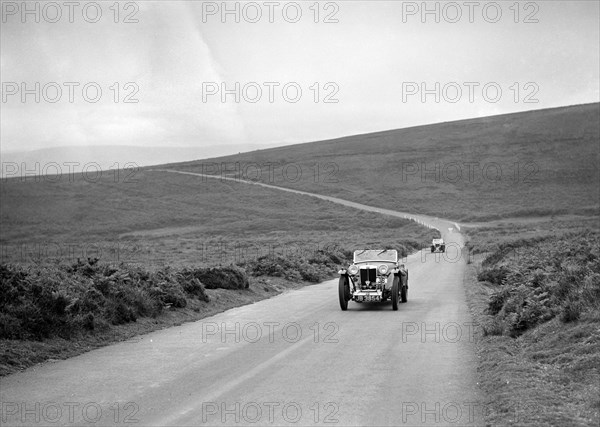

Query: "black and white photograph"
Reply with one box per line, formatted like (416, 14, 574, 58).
(1, 1, 599, 425)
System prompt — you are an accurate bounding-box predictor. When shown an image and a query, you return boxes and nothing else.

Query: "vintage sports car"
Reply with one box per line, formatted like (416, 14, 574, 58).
(431, 238, 445, 253)
(338, 249, 408, 311)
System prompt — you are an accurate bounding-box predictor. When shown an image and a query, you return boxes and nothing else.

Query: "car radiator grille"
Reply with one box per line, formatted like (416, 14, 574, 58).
(360, 268, 377, 286)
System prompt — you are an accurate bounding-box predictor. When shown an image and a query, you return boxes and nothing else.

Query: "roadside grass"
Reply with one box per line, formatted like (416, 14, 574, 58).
(463, 218, 600, 426)
(0, 241, 356, 375)
(462, 214, 599, 260)
(0, 274, 313, 377)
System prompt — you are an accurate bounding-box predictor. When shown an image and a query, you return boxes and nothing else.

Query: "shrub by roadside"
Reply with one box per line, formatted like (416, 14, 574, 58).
(466, 229, 600, 425)
(0, 245, 352, 375)
(179, 265, 249, 290)
(240, 247, 353, 283)
(0, 259, 235, 340)
(476, 231, 600, 337)
(240, 240, 428, 283)
(0, 273, 310, 376)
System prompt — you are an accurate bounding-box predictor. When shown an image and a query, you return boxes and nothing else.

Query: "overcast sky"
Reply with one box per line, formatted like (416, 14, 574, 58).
(1, 0, 598, 153)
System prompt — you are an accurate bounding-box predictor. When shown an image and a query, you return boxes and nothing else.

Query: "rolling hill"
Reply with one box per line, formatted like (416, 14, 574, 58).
(2, 103, 597, 267)
(0, 143, 275, 178)
(0, 169, 435, 267)
(168, 103, 600, 222)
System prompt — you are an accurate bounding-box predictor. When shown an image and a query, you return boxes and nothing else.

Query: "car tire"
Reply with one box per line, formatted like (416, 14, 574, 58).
(339, 275, 350, 311)
(391, 276, 399, 311)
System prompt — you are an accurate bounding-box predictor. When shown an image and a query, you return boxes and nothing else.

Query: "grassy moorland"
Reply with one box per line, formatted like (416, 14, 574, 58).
(0, 169, 435, 267)
(0, 169, 436, 375)
(170, 103, 599, 222)
(462, 217, 599, 426)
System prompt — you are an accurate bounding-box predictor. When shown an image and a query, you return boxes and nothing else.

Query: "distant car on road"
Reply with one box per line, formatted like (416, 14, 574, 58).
(338, 249, 408, 311)
(431, 238, 445, 253)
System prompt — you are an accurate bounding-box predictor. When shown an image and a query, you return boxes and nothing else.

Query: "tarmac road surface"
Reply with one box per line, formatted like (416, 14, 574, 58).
(1, 171, 483, 426)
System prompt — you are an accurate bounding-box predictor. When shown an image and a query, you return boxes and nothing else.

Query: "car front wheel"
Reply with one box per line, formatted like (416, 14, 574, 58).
(339, 276, 350, 311)
(401, 284, 408, 303)
(391, 276, 399, 310)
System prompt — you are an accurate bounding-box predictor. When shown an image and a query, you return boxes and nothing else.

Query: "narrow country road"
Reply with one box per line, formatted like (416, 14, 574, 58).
(1, 170, 483, 426)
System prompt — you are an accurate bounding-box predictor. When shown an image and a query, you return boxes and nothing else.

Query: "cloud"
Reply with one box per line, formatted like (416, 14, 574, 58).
(1, 1, 598, 154)
(0, 2, 247, 151)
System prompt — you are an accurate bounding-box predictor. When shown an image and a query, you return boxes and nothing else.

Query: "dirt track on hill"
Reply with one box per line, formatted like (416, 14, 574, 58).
(1, 170, 484, 426)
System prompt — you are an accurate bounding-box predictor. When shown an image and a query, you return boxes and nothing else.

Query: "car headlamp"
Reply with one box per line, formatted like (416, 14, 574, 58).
(377, 264, 389, 275)
(348, 264, 359, 275)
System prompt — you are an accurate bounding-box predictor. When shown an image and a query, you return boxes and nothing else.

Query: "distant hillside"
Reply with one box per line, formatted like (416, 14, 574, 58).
(0, 168, 436, 267)
(0, 143, 273, 178)
(1, 104, 597, 269)
(169, 103, 600, 221)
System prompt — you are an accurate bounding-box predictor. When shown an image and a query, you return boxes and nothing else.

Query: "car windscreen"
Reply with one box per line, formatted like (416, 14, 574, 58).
(353, 250, 398, 263)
